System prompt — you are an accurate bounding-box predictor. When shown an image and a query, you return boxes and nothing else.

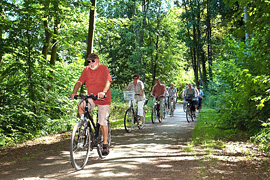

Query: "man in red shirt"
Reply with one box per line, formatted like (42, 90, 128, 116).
(151, 79, 166, 120)
(71, 53, 112, 156)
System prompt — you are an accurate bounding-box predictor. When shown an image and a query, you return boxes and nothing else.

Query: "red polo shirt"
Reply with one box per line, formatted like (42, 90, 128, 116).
(78, 65, 113, 105)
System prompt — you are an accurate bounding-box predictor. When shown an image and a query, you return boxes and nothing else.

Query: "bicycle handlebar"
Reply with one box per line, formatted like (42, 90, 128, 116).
(151, 94, 165, 98)
(74, 94, 106, 101)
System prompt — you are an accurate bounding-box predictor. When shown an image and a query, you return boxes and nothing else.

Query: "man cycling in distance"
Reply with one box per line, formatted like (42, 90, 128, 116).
(165, 86, 170, 114)
(168, 82, 178, 114)
(182, 85, 188, 112)
(193, 84, 199, 110)
(183, 83, 196, 112)
(151, 79, 166, 121)
(125, 74, 146, 127)
(70, 53, 113, 156)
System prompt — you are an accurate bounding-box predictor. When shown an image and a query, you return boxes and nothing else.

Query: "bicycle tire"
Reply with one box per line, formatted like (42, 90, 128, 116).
(170, 103, 174, 117)
(192, 110, 196, 121)
(138, 108, 146, 129)
(151, 105, 158, 124)
(162, 106, 166, 119)
(70, 121, 91, 170)
(186, 108, 193, 123)
(124, 108, 134, 133)
(97, 120, 112, 159)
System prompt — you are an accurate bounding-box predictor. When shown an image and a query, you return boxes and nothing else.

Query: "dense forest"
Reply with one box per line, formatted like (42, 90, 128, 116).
(1, 0, 269, 151)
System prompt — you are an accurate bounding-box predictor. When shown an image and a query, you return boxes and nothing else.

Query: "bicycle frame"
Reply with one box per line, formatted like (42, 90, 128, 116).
(82, 98, 100, 145)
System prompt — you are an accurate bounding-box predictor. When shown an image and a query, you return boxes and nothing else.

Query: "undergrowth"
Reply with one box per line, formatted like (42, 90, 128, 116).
(192, 108, 251, 149)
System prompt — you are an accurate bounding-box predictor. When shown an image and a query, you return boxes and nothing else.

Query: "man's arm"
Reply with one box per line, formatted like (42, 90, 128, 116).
(151, 86, 155, 96)
(98, 80, 111, 98)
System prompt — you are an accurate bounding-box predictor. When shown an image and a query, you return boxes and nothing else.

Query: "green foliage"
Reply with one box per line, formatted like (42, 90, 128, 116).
(192, 108, 251, 146)
(250, 122, 270, 152)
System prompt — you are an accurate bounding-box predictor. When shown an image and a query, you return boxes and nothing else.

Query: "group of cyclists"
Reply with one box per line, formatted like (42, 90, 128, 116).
(70, 53, 204, 157)
(125, 75, 204, 125)
(126, 76, 179, 124)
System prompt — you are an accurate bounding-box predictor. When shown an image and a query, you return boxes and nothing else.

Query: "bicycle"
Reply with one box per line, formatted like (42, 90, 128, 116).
(164, 95, 170, 116)
(123, 91, 147, 133)
(185, 96, 196, 123)
(70, 94, 111, 170)
(169, 96, 176, 117)
(151, 95, 165, 124)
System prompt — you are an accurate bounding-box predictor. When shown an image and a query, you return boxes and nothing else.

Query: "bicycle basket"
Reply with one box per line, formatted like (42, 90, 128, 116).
(123, 91, 135, 101)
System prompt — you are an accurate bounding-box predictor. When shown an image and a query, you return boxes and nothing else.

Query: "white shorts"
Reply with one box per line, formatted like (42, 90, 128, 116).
(129, 100, 145, 116)
(78, 98, 110, 126)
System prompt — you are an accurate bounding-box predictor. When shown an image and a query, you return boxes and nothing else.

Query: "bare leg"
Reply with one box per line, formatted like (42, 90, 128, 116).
(101, 125, 108, 145)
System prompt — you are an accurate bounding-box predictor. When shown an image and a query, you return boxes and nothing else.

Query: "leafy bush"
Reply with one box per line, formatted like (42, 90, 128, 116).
(205, 36, 270, 131)
(250, 122, 270, 152)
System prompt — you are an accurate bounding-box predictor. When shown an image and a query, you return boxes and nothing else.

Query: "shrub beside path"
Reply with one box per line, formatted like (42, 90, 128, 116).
(0, 104, 269, 179)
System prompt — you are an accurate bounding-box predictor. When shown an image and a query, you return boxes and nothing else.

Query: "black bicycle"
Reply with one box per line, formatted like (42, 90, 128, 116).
(124, 96, 147, 133)
(185, 96, 196, 123)
(70, 94, 111, 170)
(151, 95, 165, 124)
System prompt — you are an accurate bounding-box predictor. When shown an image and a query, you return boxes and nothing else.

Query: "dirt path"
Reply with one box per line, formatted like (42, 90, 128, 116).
(1, 104, 269, 180)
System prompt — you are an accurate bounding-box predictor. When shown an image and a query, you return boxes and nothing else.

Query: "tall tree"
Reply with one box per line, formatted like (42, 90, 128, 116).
(86, 0, 96, 59)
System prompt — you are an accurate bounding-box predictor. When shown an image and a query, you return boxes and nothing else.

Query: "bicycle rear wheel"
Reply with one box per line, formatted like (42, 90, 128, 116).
(70, 121, 90, 170)
(97, 120, 112, 159)
(124, 108, 134, 133)
(186, 108, 193, 123)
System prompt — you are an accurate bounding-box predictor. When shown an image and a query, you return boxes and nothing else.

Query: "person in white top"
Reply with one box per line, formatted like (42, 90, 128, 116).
(168, 82, 178, 112)
(126, 74, 145, 126)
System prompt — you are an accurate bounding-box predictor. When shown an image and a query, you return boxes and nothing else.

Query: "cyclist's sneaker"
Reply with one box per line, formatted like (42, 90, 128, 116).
(138, 120, 142, 127)
(102, 144, 109, 156)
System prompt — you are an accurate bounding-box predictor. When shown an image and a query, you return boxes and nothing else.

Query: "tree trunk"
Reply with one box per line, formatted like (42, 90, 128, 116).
(192, 24, 198, 86)
(0, 7, 3, 62)
(207, 0, 213, 81)
(86, 0, 96, 61)
(50, 19, 58, 65)
(42, 20, 52, 60)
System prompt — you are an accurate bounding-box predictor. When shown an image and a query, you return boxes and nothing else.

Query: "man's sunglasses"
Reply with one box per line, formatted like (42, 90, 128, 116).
(88, 59, 95, 63)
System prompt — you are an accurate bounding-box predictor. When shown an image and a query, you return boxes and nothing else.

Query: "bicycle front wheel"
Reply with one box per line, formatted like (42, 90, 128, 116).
(70, 121, 90, 170)
(186, 108, 193, 123)
(124, 108, 134, 133)
(97, 120, 112, 159)
(151, 106, 158, 124)
(170, 103, 174, 117)
(162, 106, 166, 119)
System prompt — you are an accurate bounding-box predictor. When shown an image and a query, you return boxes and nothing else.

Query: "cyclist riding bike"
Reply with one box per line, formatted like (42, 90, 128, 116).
(168, 82, 178, 114)
(198, 87, 204, 110)
(151, 79, 166, 121)
(70, 53, 113, 156)
(193, 84, 200, 110)
(183, 83, 196, 113)
(125, 74, 146, 127)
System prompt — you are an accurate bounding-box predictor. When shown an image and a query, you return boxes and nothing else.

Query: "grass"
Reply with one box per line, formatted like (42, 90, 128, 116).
(192, 107, 250, 149)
